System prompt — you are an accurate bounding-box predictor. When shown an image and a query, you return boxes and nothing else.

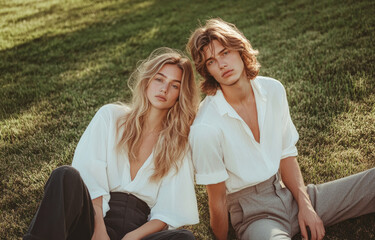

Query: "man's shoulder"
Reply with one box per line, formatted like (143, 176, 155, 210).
(193, 95, 222, 125)
(255, 76, 286, 97)
(255, 76, 284, 90)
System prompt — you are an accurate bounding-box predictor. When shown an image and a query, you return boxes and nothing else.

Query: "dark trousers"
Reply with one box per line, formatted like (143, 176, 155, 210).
(24, 166, 195, 240)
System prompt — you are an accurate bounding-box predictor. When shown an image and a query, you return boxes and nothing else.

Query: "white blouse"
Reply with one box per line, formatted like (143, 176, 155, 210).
(72, 104, 199, 228)
(189, 76, 299, 194)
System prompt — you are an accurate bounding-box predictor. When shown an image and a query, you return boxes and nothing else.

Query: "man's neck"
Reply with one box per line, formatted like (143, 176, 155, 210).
(221, 76, 255, 106)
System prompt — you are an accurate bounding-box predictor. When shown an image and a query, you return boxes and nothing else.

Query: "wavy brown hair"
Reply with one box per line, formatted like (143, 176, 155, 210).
(116, 48, 199, 181)
(187, 18, 261, 95)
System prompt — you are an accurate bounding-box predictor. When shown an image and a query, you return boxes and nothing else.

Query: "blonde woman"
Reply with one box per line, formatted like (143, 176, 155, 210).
(24, 48, 200, 240)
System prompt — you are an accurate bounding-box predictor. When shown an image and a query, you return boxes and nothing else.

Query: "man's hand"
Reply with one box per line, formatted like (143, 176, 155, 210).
(280, 157, 325, 240)
(298, 203, 325, 240)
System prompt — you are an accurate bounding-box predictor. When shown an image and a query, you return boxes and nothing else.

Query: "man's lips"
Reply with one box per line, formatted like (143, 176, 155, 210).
(222, 70, 233, 78)
(155, 95, 167, 101)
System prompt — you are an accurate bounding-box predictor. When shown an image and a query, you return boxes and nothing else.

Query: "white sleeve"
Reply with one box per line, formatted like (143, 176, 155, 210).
(149, 154, 199, 228)
(189, 123, 229, 185)
(280, 86, 299, 159)
(71, 107, 111, 216)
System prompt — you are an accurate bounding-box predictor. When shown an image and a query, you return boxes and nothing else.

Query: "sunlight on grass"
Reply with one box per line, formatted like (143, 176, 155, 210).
(1, 0, 374, 239)
(0, 0, 155, 51)
(0, 101, 49, 146)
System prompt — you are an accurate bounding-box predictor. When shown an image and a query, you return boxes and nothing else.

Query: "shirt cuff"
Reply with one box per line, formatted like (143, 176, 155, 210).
(281, 146, 298, 159)
(195, 170, 229, 185)
(150, 213, 199, 229)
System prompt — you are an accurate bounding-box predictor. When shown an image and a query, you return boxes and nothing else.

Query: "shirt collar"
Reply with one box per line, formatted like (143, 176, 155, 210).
(212, 77, 268, 117)
(251, 77, 268, 101)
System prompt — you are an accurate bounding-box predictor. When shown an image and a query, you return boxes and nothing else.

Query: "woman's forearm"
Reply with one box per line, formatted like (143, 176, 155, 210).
(92, 196, 110, 240)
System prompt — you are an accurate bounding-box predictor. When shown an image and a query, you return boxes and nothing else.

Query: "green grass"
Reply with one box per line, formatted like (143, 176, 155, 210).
(1, 0, 374, 239)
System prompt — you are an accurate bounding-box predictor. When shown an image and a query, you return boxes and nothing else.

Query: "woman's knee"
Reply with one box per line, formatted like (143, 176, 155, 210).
(48, 166, 82, 189)
(174, 229, 195, 240)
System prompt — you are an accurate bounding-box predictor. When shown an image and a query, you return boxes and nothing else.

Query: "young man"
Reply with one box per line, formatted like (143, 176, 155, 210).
(187, 18, 375, 240)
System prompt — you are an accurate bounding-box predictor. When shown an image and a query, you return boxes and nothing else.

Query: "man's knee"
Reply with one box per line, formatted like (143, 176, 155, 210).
(241, 219, 291, 240)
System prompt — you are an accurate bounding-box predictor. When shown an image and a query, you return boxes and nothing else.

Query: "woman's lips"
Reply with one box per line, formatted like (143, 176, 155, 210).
(155, 95, 167, 101)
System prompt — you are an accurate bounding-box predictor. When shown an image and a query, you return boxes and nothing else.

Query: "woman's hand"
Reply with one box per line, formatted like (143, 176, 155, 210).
(122, 231, 140, 240)
(121, 219, 166, 240)
(92, 228, 110, 240)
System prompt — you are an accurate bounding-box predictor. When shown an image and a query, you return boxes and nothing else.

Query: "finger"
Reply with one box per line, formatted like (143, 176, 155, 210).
(317, 223, 325, 240)
(299, 220, 308, 240)
(310, 224, 317, 240)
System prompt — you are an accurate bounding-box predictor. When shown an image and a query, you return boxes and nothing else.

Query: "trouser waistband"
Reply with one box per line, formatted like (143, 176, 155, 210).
(227, 174, 280, 205)
(110, 192, 150, 215)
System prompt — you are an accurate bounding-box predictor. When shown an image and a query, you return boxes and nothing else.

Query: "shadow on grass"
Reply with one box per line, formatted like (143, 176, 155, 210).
(0, 0, 374, 239)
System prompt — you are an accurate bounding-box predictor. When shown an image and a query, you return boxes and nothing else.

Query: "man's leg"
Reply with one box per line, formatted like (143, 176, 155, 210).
(228, 175, 294, 240)
(242, 219, 291, 240)
(142, 229, 195, 240)
(24, 166, 95, 240)
(291, 168, 375, 235)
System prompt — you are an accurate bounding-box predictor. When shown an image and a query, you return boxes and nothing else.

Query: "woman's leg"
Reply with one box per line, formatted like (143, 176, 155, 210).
(142, 229, 195, 240)
(23, 166, 95, 240)
(104, 192, 151, 240)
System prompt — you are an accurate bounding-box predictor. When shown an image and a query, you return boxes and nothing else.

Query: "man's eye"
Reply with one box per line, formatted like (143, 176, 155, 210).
(207, 60, 213, 66)
(223, 50, 229, 55)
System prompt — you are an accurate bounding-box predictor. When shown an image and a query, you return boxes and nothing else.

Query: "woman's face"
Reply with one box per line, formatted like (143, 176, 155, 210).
(146, 64, 182, 111)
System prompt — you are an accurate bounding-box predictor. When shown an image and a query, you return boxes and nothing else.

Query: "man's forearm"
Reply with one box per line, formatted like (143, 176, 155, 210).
(209, 203, 228, 240)
(280, 156, 311, 207)
(206, 182, 228, 240)
(280, 156, 326, 240)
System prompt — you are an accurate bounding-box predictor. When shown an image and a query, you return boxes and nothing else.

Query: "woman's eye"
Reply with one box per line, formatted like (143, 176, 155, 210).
(155, 78, 162, 82)
(172, 84, 180, 89)
(207, 60, 213, 66)
(223, 50, 229, 55)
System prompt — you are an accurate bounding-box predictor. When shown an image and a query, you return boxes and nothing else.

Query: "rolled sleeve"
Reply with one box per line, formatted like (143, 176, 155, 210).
(72, 107, 111, 216)
(149, 155, 199, 228)
(280, 87, 299, 159)
(189, 124, 229, 185)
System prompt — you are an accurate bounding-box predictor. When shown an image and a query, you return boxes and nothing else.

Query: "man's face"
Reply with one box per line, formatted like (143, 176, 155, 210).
(203, 40, 246, 87)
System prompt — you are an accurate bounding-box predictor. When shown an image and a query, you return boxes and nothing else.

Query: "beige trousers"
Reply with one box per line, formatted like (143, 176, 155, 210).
(227, 168, 375, 240)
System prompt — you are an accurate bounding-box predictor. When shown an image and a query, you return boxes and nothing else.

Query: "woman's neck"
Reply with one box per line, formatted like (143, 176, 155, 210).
(143, 108, 166, 134)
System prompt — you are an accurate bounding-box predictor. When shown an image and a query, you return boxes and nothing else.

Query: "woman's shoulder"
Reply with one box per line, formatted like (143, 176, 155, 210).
(95, 103, 131, 122)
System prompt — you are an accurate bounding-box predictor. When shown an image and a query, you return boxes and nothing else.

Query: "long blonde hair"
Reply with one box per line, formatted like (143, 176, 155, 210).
(187, 18, 261, 95)
(117, 48, 199, 181)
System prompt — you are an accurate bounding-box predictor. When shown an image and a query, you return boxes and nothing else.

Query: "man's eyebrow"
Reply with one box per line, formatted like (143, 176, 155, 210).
(205, 47, 227, 64)
(156, 73, 181, 82)
(218, 47, 227, 55)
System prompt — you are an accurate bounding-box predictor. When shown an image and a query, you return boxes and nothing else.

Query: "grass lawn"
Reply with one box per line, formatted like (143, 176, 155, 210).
(1, 0, 374, 239)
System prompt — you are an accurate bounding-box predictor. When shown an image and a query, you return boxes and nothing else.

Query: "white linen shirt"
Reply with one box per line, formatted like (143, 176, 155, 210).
(72, 104, 199, 228)
(189, 76, 299, 194)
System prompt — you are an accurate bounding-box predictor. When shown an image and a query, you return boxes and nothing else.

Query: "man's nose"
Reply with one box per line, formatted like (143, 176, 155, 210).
(218, 59, 227, 69)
